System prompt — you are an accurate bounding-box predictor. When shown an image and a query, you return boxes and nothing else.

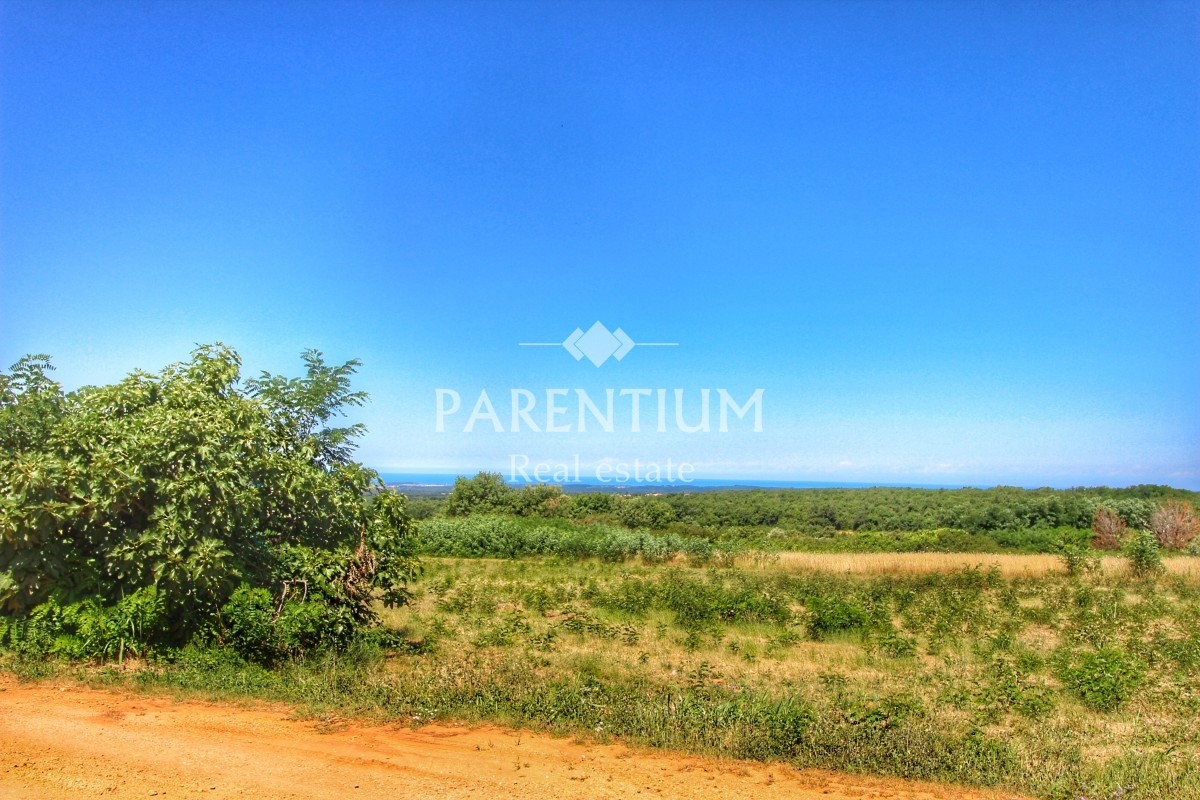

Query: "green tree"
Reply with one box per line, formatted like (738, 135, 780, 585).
(617, 497, 677, 530)
(445, 472, 514, 516)
(0, 344, 418, 650)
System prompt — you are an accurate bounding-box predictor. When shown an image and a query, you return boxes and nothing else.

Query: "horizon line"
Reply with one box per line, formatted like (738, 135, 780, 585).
(373, 470, 1198, 493)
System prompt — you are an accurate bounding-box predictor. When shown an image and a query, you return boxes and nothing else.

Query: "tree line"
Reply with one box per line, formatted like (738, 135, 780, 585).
(425, 472, 1197, 552)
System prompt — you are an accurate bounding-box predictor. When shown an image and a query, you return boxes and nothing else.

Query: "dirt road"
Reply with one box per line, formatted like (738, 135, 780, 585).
(0, 676, 1026, 800)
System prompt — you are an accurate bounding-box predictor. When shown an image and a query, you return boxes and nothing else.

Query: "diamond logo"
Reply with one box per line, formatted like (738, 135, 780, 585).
(566, 322, 634, 366)
(520, 322, 676, 366)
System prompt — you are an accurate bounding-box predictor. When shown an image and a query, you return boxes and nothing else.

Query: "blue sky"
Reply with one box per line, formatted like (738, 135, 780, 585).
(1, 1, 1197, 488)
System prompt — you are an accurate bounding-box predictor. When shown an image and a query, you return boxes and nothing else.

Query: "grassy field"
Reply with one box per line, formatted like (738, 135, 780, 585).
(15, 552, 1193, 800)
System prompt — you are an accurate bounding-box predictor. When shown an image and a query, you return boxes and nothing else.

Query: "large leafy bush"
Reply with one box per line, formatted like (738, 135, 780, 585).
(0, 344, 418, 654)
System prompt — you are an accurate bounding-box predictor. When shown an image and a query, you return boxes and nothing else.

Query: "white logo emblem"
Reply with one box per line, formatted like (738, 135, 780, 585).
(520, 322, 677, 367)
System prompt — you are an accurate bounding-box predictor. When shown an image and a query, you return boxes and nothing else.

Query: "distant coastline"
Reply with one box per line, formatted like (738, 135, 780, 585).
(378, 472, 1046, 495)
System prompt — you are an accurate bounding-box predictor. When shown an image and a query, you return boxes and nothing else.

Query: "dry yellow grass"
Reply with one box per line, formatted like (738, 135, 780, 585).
(744, 551, 1200, 581)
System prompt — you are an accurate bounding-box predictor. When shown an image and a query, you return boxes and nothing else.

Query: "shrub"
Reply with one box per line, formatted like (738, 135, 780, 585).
(0, 345, 418, 658)
(1149, 500, 1198, 550)
(1091, 507, 1127, 550)
(220, 584, 361, 664)
(569, 492, 616, 516)
(617, 498, 677, 530)
(414, 516, 717, 563)
(275, 598, 358, 654)
(806, 594, 871, 640)
(0, 587, 167, 661)
(1058, 545, 1100, 577)
(1056, 647, 1145, 711)
(1124, 529, 1163, 578)
(221, 586, 279, 664)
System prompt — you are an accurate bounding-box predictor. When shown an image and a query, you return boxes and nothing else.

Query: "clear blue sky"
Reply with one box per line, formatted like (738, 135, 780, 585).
(2, 1, 1197, 488)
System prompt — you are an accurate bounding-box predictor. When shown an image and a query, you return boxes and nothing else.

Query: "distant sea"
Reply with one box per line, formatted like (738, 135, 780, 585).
(376, 472, 990, 492)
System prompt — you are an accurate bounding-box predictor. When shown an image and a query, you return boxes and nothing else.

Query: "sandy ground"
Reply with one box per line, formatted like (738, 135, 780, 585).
(0, 676, 1028, 800)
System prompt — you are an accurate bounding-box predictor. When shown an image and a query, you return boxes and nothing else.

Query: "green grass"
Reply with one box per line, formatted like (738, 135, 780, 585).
(5, 556, 1200, 799)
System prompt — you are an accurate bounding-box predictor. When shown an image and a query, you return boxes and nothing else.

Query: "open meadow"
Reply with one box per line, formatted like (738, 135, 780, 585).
(9, 550, 1190, 799)
(367, 554, 1200, 799)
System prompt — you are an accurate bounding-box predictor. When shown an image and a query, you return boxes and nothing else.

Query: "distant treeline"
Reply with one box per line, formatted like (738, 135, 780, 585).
(657, 485, 1194, 534)
(410, 473, 1196, 538)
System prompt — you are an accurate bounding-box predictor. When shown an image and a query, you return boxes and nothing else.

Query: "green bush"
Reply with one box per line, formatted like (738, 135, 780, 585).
(1, 587, 167, 661)
(805, 594, 871, 640)
(1058, 544, 1100, 577)
(0, 345, 418, 660)
(1124, 529, 1163, 577)
(616, 498, 677, 530)
(221, 586, 278, 664)
(415, 515, 718, 563)
(1056, 647, 1145, 711)
(220, 584, 363, 665)
(275, 599, 358, 654)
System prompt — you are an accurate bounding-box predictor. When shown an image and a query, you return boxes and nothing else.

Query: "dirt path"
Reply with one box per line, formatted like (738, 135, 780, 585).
(0, 676, 1027, 800)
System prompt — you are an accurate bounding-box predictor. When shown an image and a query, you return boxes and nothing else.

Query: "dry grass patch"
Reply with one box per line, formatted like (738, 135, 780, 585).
(755, 551, 1200, 581)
